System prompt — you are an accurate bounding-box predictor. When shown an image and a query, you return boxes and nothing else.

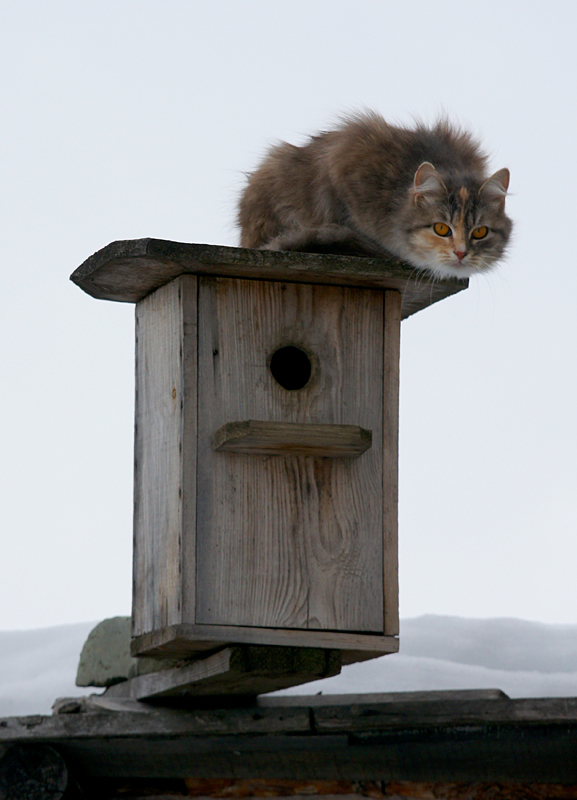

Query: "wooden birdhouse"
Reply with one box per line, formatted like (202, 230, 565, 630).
(72, 240, 467, 665)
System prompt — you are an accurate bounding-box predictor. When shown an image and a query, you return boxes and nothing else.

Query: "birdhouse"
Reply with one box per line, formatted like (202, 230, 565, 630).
(72, 240, 466, 664)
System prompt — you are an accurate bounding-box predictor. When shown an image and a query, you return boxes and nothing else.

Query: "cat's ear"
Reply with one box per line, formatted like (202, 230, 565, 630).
(412, 162, 446, 205)
(479, 168, 510, 206)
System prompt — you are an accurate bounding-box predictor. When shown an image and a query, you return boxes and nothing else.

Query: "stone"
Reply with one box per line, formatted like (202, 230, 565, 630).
(76, 617, 180, 688)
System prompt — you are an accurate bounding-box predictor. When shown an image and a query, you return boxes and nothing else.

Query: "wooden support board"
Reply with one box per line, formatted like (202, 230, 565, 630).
(70, 238, 468, 319)
(104, 645, 342, 700)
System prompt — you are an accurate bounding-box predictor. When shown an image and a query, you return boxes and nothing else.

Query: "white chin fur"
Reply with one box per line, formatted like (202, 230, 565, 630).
(407, 255, 477, 280)
(426, 263, 475, 279)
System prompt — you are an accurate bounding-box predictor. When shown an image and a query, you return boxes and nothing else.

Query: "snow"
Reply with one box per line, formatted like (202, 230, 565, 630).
(0, 621, 96, 717)
(1, 616, 577, 717)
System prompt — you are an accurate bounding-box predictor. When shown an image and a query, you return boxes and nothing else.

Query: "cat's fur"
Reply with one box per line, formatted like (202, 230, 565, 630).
(238, 112, 512, 279)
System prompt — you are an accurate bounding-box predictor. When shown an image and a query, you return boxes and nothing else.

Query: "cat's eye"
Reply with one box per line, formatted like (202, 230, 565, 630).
(433, 222, 451, 237)
(471, 226, 488, 239)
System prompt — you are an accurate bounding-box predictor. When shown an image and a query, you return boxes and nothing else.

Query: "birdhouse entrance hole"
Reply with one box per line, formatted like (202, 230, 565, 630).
(269, 345, 312, 390)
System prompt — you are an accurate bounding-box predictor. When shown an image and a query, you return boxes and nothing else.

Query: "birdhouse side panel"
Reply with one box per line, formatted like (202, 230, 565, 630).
(132, 276, 198, 638)
(195, 277, 384, 634)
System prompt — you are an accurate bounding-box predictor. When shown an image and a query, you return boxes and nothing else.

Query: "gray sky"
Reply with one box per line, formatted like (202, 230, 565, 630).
(1, 0, 576, 630)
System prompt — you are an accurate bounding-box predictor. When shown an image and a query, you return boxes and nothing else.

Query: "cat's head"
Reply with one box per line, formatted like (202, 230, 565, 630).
(400, 162, 512, 279)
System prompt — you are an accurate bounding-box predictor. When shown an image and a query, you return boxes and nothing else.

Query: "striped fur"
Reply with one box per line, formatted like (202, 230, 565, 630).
(238, 112, 512, 280)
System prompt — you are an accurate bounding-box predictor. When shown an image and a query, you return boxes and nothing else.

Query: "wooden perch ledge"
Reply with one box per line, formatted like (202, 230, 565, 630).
(70, 238, 468, 319)
(213, 421, 372, 458)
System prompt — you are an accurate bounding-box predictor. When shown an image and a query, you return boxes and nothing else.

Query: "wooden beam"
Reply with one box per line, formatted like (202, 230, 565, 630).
(3, 693, 577, 782)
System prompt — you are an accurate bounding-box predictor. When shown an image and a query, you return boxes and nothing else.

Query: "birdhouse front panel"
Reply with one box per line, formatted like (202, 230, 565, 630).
(195, 277, 385, 634)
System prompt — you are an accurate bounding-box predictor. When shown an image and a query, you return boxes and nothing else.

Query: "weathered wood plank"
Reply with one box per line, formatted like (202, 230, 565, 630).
(44, 726, 577, 781)
(213, 420, 372, 457)
(104, 646, 341, 700)
(1, 706, 313, 740)
(132, 276, 197, 638)
(4, 696, 577, 782)
(314, 695, 528, 732)
(257, 689, 510, 707)
(195, 278, 384, 635)
(131, 623, 399, 659)
(69, 238, 468, 319)
(55, 688, 508, 714)
(383, 291, 401, 637)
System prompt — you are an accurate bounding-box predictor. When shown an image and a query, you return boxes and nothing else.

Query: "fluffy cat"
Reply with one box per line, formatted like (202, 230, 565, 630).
(238, 112, 512, 280)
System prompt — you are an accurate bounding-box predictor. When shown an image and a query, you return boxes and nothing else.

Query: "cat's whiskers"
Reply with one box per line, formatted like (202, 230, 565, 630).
(410, 264, 435, 294)
(420, 273, 437, 302)
(409, 265, 439, 303)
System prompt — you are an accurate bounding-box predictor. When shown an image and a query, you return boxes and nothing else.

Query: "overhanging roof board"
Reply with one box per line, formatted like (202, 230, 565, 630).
(70, 239, 468, 320)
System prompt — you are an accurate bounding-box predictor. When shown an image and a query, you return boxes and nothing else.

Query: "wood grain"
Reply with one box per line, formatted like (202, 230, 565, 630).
(132, 276, 197, 638)
(70, 238, 468, 319)
(130, 274, 401, 660)
(195, 278, 384, 634)
(383, 291, 401, 636)
(213, 420, 372, 457)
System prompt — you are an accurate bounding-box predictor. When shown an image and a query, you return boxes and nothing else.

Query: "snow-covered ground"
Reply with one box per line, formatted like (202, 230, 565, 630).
(1, 616, 577, 717)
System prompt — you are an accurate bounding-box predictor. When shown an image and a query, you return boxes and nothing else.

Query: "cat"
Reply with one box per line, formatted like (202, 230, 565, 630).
(238, 111, 512, 280)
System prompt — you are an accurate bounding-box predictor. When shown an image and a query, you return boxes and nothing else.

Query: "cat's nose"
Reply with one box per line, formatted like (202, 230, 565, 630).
(454, 249, 466, 261)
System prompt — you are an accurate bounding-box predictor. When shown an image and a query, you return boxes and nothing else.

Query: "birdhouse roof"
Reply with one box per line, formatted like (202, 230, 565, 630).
(70, 239, 467, 319)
